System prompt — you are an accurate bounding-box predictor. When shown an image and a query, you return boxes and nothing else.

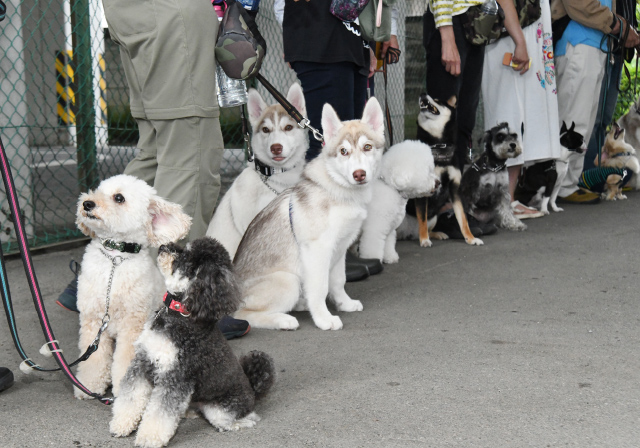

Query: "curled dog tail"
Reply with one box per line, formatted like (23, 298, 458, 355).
(240, 350, 275, 400)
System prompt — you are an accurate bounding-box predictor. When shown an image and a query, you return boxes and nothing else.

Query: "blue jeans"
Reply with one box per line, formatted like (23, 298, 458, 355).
(583, 53, 623, 171)
(291, 61, 368, 160)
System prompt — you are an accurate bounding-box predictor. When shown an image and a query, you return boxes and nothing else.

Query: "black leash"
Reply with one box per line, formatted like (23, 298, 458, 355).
(0, 132, 113, 404)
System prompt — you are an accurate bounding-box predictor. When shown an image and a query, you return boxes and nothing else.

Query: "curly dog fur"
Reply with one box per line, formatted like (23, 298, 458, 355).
(110, 237, 275, 448)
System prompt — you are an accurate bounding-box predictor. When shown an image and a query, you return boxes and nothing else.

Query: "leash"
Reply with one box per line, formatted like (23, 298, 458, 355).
(0, 133, 113, 404)
(255, 73, 324, 143)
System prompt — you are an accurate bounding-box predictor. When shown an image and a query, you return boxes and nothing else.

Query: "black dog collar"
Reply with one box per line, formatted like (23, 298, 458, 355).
(472, 160, 507, 173)
(612, 152, 634, 158)
(101, 238, 141, 254)
(431, 143, 455, 163)
(163, 292, 190, 316)
(254, 158, 289, 177)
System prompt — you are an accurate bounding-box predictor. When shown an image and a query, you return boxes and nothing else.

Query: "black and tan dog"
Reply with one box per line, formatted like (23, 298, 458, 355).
(403, 94, 483, 247)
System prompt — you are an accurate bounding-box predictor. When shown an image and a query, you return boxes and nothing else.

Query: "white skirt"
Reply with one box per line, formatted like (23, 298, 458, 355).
(481, 0, 561, 166)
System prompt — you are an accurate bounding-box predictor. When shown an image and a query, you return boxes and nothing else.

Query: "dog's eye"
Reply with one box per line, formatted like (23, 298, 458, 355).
(340, 148, 348, 156)
(262, 127, 270, 133)
(284, 124, 293, 131)
(114, 193, 125, 204)
(496, 134, 504, 142)
(363, 144, 372, 152)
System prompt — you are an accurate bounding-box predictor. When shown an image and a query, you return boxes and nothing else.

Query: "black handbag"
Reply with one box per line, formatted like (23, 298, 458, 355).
(462, 0, 541, 46)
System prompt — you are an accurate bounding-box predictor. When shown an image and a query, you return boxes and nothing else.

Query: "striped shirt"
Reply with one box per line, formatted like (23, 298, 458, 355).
(428, 0, 485, 28)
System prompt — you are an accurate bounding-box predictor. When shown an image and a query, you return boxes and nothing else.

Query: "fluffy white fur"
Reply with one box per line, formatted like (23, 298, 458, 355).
(74, 174, 191, 399)
(358, 140, 439, 263)
(206, 83, 308, 259)
(233, 98, 386, 331)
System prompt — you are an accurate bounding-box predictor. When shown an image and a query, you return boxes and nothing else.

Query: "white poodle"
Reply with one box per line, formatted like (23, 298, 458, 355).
(358, 140, 439, 263)
(74, 174, 191, 399)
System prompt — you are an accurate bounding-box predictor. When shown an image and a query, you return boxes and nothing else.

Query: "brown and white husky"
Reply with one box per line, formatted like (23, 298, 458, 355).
(232, 98, 386, 331)
(206, 83, 308, 259)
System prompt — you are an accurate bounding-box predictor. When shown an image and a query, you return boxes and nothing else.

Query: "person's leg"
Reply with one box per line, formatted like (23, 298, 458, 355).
(556, 43, 606, 198)
(152, 116, 223, 241)
(124, 119, 159, 186)
(584, 53, 623, 171)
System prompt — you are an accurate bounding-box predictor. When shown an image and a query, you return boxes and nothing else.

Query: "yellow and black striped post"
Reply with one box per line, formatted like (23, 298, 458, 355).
(98, 53, 107, 125)
(55, 50, 76, 126)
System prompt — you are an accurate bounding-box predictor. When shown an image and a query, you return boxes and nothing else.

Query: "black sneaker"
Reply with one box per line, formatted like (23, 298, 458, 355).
(433, 209, 483, 239)
(217, 316, 250, 340)
(346, 251, 383, 275)
(56, 260, 80, 313)
(346, 262, 370, 282)
(0, 367, 14, 392)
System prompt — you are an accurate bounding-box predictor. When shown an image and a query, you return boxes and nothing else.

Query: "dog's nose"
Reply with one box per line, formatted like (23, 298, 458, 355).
(510, 143, 517, 150)
(83, 201, 95, 212)
(270, 144, 283, 155)
(353, 170, 366, 183)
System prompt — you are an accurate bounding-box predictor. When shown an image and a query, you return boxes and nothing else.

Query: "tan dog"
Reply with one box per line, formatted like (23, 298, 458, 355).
(595, 123, 640, 200)
(74, 174, 191, 399)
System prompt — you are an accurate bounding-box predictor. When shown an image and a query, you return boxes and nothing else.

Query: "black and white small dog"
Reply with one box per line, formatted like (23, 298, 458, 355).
(515, 121, 586, 213)
(401, 94, 483, 246)
(459, 122, 526, 231)
(110, 237, 275, 448)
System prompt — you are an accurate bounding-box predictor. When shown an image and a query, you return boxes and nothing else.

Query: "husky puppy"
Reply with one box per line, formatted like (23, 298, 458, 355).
(206, 83, 308, 259)
(233, 98, 385, 331)
(591, 122, 639, 200)
(358, 140, 439, 263)
(515, 121, 586, 214)
(402, 94, 483, 247)
(459, 122, 526, 231)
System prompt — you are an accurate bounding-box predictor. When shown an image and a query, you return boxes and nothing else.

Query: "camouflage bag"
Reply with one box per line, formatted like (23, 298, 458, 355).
(461, 0, 541, 46)
(215, 0, 267, 80)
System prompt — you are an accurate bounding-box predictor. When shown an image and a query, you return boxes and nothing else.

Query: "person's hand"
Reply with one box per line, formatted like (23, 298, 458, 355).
(380, 35, 399, 61)
(511, 42, 530, 75)
(439, 26, 461, 76)
(625, 27, 640, 48)
(369, 47, 377, 78)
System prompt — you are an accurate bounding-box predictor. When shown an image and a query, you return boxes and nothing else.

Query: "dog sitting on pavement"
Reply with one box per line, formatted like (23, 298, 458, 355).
(358, 140, 439, 263)
(400, 94, 483, 247)
(514, 121, 587, 214)
(74, 174, 191, 399)
(109, 237, 275, 448)
(459, 122, 526, 232)
(206, 83, 308, 259)
(232, 98, 385, 331)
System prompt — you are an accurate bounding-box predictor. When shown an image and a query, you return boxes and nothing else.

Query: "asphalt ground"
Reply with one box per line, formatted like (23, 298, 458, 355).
(1, 192, 640, 447)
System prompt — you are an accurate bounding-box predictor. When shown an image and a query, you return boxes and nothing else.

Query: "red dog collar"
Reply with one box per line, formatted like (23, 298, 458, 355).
(163, 292, 190, 316)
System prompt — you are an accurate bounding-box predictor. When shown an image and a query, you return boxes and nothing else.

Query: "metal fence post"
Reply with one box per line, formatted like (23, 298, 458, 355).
(71, 0, 98, 192)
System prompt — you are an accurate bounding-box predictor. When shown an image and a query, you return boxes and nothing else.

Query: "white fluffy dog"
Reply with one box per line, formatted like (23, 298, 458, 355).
(207, 83, 308, 259)
(74, 174, 191, 399)
(358, 140, 439, 263)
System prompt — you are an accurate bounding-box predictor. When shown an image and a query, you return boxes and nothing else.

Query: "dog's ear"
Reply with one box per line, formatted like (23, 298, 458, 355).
(247, 88, 268, 125)
(361, 97, 385, 138)
(287, 83, 306, 118)
(482, 129, 492, 149)
(561, 121, 567, 133)
(146, 197, 192, 247)
(446, 96, 457, 108)
(321, 103, 343, 142)
(569, 121, 576, 132)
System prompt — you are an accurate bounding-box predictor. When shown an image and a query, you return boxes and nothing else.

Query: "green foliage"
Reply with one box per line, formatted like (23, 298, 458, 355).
(613, 58, 640, 123)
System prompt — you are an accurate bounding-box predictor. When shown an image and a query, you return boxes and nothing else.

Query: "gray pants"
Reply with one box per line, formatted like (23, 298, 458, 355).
(104, 0, 223, 240)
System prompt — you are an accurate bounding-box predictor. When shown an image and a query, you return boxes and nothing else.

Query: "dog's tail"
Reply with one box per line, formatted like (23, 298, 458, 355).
(240, 350, 275, 400)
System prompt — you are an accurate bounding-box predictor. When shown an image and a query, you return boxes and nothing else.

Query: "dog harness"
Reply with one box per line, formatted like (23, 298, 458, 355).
(578, 167, 630, 193)
(163, 292, 190, 317)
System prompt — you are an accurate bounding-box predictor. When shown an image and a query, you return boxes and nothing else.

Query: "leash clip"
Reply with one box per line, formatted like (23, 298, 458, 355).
(299, 118, 324, 143)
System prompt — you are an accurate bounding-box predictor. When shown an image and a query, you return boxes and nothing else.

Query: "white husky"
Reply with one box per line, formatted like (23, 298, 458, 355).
(232, 98, 385, 331)
(206, 83, 308, 259)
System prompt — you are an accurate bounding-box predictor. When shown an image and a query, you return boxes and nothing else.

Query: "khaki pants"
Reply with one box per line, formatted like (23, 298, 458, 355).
(104, 0, 223, 240)
(556, 43, 606, 197)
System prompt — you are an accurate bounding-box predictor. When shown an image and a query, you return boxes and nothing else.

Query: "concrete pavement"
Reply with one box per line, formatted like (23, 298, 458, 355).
(1, 193, 640, 447)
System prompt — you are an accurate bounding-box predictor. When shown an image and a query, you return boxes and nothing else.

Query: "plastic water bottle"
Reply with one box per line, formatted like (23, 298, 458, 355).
(213, 3, 248, 108)
(480, 0, 498, 15)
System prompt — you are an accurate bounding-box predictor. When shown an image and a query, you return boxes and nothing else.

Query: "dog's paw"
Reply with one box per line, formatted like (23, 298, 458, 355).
(274, 314, 300, 331)
(337, 299, 363, 312)
(429, 231, 449, 241)
(74, 388, 99, 400)
(465, 237, 484, 246)
(110, 417, 138, 438)
(314, 315, 343, 331)
(419, 238, 433, 248)
(619, 194, 627, 200)
(135, 427, 169, 448)
(551, 205, 563, 212)
(383, 252, 399, 264)
(540, 208, 550, 215)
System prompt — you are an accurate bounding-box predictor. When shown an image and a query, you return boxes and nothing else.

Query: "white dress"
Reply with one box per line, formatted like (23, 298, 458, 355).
(481, 0, 561, 166)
